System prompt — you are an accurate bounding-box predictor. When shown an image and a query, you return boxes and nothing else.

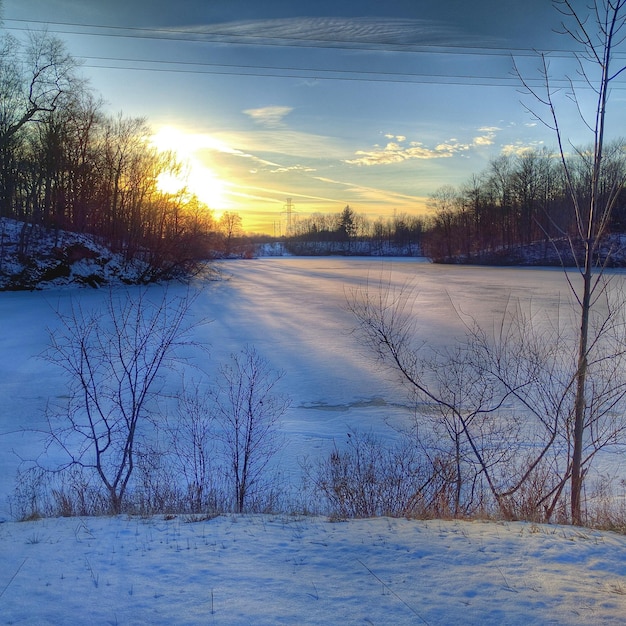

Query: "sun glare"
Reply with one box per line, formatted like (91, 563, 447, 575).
(152, 126, 229, 210)
(156, 172, 186, 195)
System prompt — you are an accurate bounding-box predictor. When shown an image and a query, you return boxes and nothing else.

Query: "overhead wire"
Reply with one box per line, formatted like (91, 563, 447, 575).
(74, 55, 575, 88)
(3, 17, 624, 88)
(3, 17, 584, 56)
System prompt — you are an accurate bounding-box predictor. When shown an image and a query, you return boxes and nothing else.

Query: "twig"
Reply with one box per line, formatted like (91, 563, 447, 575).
(0, 558, 27, 599)
(497, 566, 519, 593)
(357, 558, 429, 625)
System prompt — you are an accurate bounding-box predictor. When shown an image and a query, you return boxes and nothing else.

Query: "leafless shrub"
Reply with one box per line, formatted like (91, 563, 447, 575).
(212, 346, 289, 513)
(10, 467, 109, 519)
(312, 430, 440, 519)
(163, 380, 219, 513)
(581, 475, 626, 532)
(42, 286, 202, 514)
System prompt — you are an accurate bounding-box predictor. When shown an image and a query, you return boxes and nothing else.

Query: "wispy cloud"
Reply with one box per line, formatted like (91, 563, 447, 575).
(214, 129, 345, 160)
(312, 175, 426, 206)
(244, 106, 293, 128)
(152, 126, 247, 157)
(269, 164, 316, 174)
(228, 183, 346, 205)
(385, 134, 407, 142)
(182, 17, 480, 48)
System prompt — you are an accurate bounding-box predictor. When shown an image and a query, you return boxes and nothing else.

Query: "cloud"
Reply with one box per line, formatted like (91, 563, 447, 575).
(473, 135, 494, 146)
(183, 17, 478, 49)
(244, 106, 293, 128)
(472, 127, 500, 146)
(269, 164, 317, 174)
(384, 134, 407, 142)
(345, 138, 470, 166)
(213, 129, 345, 160)
(501, 141, 545, 156)
(308, 175, 427, 216)
(434, 142, 469, 153)
(346, 126, 506, 166)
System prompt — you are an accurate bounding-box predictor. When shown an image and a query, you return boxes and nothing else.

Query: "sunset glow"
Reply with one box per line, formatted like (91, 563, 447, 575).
(152, 126, 230, 212)
(13, 0, 613, 234)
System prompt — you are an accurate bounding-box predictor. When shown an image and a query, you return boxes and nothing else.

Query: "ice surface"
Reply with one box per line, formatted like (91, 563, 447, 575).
(0, 257, 620, 515)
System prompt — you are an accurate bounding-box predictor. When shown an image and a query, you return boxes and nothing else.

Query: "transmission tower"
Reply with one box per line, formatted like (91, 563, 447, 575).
(282, 197, 295, 234)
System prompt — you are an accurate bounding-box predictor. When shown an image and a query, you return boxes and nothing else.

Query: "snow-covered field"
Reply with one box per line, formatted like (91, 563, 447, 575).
(2, 257, 626, 624)
(3, 514, 626, 625)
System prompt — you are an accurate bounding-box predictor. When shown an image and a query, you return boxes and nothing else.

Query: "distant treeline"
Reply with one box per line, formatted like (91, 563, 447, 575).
(422, 146, 626, 263)
(283, 205, 424, 256)
(280, 146, 626, 263)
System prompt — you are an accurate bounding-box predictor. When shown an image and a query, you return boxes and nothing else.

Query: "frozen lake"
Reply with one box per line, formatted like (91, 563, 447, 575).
(0, 257, 622, 518)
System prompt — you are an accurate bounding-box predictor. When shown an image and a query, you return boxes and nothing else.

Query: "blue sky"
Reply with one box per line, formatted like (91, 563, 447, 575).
(4, 0, 623, 233)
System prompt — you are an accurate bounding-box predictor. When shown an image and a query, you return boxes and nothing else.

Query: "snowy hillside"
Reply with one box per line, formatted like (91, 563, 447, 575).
(0, 218, 152, 290)
(2, 514, 626, 625)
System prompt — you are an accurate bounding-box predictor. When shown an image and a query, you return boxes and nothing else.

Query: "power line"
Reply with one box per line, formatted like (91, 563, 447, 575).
(76, 57, 579, 88)
(4, 18, 625, 88)
(75, 54, 531, 84)
(2, 17, 589, 58)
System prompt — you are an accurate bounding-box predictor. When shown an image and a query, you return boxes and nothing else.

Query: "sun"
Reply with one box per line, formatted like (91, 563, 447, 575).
(152, 126, 230, 210)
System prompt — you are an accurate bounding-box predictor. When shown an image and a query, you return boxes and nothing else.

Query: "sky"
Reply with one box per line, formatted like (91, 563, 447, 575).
(3, 0, 625, 234)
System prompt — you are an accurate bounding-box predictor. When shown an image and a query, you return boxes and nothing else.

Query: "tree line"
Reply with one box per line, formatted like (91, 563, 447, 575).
(422, 145, 626, 263)
(285, 204, 424, 255)
(282, 143, 626, 265)
(0, 28, 248, 279)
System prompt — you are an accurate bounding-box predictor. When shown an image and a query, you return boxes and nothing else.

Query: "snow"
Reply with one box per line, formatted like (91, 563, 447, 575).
(2, 515, 626, 624)
(2, 257, 626, 624)
(0, 217, 151, 290)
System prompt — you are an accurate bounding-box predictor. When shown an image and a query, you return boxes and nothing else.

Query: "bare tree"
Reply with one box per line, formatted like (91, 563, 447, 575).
(166, 380, 218, 513)
(516, 0, 626, 524)
(43, 287, 201, 514)
(218, 211, 243, 255)
(347, 281, 524, 517)
(348, 274, 626, 522)
(212, 346, 289, 513)
(0, 30, 78, 149)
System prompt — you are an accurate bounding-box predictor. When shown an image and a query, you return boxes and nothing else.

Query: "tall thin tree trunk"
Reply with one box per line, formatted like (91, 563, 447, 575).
(571, 263, 592, 525)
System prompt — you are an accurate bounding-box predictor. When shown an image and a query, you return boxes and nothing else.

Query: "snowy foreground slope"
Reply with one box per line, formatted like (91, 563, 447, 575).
(2, 514, 626, 625)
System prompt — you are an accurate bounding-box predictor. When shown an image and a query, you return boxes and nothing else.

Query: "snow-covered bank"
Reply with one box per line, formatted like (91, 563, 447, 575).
(0, 218, 152, 290)
(2, 514, 626, 625)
